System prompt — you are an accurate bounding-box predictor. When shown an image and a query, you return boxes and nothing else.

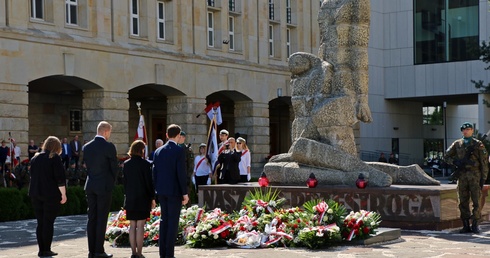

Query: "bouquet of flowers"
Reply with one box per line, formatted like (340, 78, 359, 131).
(302, 199, 347, 226)
(144, 206, 161, 246)
(179, 205, 205, 244)
(105, 210, 130, 247)
(342, 210, 382, 241)
(297, 223, 342, 249)
(185, 208, 234, 248)
(241, 188, 286, 217)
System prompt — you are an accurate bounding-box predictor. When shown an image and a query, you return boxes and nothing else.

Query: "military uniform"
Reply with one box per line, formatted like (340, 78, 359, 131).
(66, 165, 80, 186)
(444, 122, 488, 233)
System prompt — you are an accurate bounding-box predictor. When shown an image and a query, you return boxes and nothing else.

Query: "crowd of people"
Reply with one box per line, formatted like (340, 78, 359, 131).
(11, 121, 252, 258)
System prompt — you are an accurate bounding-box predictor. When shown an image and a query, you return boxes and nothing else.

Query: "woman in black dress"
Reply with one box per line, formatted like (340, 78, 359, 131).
(123, 140, 155, 258)
(29, 136, 67, 257)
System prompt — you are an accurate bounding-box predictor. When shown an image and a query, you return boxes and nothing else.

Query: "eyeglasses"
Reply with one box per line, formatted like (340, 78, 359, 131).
(237, 142, 242, 145)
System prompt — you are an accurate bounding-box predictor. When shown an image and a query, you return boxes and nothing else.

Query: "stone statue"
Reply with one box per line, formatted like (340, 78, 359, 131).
(263, 0, 439, 187)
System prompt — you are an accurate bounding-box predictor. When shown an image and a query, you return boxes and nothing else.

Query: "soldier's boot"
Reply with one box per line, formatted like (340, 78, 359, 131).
(471, 219, 480, 233)
(459, 219, 472, 233)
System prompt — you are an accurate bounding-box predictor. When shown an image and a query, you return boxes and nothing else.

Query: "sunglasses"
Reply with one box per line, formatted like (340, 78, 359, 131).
(237, 142, 242, 145)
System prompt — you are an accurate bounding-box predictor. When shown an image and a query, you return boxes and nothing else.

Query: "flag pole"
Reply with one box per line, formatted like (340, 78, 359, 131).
(136, 102, 148, 159)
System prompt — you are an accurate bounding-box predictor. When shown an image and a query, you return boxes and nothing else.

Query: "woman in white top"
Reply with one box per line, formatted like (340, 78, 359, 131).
(193, 143, 212, 191)
(236, 137, 251, 182)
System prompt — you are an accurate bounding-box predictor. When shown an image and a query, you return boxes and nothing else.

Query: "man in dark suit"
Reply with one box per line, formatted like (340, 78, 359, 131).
(61, 137, 71, 170)
(82, 121, 118, 258)
(153, 124, 189, 258)
(70, 135, 81, 170)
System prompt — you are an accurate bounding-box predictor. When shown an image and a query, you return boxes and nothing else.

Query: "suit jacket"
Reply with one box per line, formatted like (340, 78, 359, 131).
(153, 141, 187, 197)
(61, 143, 71, 159)
(70, 139, 81, 157)
(123, 156, 154, 211)
(82, 136, 118, 195)
(28, 151, 66, 200)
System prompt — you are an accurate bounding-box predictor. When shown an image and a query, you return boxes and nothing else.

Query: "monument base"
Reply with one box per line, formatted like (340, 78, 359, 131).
(199, 183, 490, 231)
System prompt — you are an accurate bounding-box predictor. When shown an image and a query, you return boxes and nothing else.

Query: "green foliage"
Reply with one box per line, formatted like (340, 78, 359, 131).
(472, 40, 490, 107)
(110, 185, 125, 212)
(0, 188, 24, 221)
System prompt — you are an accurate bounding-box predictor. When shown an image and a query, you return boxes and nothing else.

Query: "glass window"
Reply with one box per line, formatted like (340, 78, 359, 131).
(131, 0, 140, 36)
(229, 16, 235, 50)
(414, 0, 479, 64)
(286, 28, 291, 58)
(207, 12, 214, 47)
(70, 110, 82, 132)
(31, 0, 44, 20)
(269, 0, 274, 20)
(229, 0, 235, 12)
(208, 0, 215, 7)
(286, 0, 291, 24)
(423, 105, 443, 125)
(269, 25, 274, 57)
(157, 1, 165, 40)
(65, 0, 78, 25)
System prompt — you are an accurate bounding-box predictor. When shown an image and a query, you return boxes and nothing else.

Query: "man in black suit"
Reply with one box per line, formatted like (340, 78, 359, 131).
(153, 124, 189, 258)
(70, 135, 81, 170)
(82, 121, 118, 258)
(61, 137, 71, 170)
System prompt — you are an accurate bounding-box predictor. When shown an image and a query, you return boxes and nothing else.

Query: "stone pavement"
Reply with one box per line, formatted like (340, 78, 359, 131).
(0, 214, 489, 258)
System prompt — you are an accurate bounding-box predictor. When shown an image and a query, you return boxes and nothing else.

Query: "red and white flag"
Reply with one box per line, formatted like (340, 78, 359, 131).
(134, 115, 148, 158)
(205, 102, 222, 125)
(134, 115, 147, 143)
(206, 118, 219, 172)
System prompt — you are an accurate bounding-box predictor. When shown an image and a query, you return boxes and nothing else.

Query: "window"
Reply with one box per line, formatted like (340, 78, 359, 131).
(157, 1, 165, 40)
(130, 0, 140, 36)
(423, 105, 443, 125)
(208, 0, 215, 7)
(269, 25, 274, 57)
(229, 0, 235, 12)
(228, 17, 235, 50)
(65, 0, 78, 25)
(414, 0, 479, 64)
(207, 12, 214, 47)
(70, 110, 82, 132)
(286, 0, 291, 24)
(31, 0, 44, 20)
(286, 28, 291, 58)
(269, 0, 274, 20)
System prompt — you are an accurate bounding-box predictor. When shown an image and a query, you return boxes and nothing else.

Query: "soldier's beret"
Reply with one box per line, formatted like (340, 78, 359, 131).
(460, 122, 473, 131)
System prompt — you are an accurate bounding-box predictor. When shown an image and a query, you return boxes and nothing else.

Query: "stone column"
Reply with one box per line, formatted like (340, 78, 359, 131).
(235, 101, 269, 177)
(0, 83, 28, 159)
(478, 93, 490, 133)
(82, 90, 129, 156)
(167, 96, 208, 149)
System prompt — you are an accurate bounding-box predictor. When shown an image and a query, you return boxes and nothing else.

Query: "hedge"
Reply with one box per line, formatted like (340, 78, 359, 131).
(0, 185, 124, 222)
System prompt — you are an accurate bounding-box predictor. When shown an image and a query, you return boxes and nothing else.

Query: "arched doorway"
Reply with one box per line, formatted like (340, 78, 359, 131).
(269, 97, 292, 156)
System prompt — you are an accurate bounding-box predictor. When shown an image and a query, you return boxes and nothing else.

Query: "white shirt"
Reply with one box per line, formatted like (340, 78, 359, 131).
(238, 150, 251, 176)
(193, 155, 212, 176)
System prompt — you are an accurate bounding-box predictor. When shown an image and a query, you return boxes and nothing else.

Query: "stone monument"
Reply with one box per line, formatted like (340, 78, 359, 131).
(264, 0, 438, 187)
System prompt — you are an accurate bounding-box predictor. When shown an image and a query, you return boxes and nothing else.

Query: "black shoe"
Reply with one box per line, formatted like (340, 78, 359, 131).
(94, 253, 113, 258)
(38, 251, 58, 257)
(88, 253, 94, 258)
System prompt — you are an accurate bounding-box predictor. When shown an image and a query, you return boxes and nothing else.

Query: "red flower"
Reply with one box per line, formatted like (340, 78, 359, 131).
(363, 227, 370, 235)
(220, 230, 230, 238)
(239, 226, 246, 231)
(252, 221, 258, 227)
(354, 229, 360, 236)
(153, 234, 159, 241)
(293, 224, 298, 229)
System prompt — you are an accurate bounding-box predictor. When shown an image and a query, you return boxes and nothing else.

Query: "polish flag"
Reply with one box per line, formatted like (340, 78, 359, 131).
(205, 102, 222, 125)
(206, 118, 219, 173)
(134, 115, 147, 143)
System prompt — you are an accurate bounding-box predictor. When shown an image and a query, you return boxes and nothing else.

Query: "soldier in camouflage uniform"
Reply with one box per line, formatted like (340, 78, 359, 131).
(66, 160, 80, 186)
(444, 122, 488, 233)
(177, 131, 196, 202)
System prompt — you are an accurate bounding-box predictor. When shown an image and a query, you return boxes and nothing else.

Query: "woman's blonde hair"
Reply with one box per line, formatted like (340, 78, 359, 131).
(128, 140, 146, 157)
(237, 137, 249, 150)
(42, 136, 62, 158)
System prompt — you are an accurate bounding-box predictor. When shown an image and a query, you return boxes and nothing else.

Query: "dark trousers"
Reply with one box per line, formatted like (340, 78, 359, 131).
(86, 192, 112, 254)
(61, 155, 70, 170)
(72, 155, 79, 170)
(158, 195, 182, 258)
(31, 196, 61, 253)
(195, 175, 208, 192)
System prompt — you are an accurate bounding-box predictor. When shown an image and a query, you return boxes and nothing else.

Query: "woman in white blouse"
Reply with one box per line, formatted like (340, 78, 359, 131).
(236, 137, 251, 182)
(193, 143, 212, 190)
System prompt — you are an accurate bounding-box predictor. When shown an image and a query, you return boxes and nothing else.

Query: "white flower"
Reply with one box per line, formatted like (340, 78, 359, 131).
(202, 234, 207, 239)
(316, 231, 324, 237)
(214, 234, 219, 239)
(371, 222, 376, 226)
(269, 200, 277, 207)
(327, 209, 333, 214)
(193, 233, 199, 239)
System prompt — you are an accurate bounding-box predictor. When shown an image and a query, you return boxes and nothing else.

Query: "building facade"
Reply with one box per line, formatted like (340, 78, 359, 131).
(0, 0, 489, 175)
